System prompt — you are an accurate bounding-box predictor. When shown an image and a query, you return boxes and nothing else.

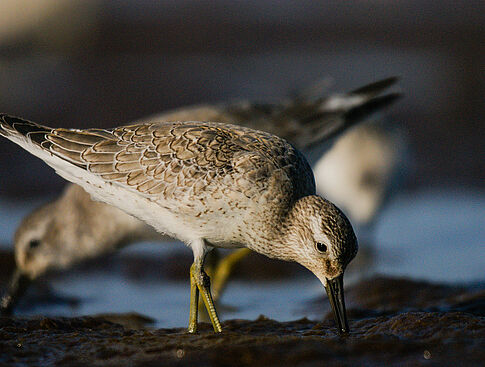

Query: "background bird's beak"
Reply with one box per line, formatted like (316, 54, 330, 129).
(324, 274, 349, 334)
(1, 268, 31, 316)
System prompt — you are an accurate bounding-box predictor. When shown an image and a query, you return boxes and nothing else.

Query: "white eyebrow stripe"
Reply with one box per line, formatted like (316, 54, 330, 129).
(310, 216, 332, 249)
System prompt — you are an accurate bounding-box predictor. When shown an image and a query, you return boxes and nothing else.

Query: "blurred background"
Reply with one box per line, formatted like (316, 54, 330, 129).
(0, 0, 483, 196)
(0, 1, 483, 325)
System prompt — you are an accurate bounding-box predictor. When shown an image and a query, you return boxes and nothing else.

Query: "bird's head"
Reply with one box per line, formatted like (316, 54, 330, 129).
(283, 195, 358, 334)
(1, 202, 70, 315)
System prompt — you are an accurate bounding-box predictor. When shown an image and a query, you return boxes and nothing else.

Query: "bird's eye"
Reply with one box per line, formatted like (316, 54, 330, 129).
(28, 239, 41, 249)
(316, 242, 327, 253)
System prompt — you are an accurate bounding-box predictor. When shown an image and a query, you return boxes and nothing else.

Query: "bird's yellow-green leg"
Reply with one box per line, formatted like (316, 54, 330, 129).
(197, 248, 251, 321)
(188, 262, 222, 333)
(188, 266, 200, 333)
(197, 250, 219, 320)
(211, 248, 252, 301)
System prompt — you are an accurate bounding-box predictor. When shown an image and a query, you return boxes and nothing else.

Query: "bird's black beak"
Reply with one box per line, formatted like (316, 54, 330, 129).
(324, 274, 349, 335)
(1, 268, 31, 316)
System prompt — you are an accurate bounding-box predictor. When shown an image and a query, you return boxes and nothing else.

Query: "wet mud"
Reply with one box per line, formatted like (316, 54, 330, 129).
(1, 274, 484, 366)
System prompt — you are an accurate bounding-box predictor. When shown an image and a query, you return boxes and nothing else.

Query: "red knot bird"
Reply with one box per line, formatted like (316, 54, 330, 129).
(0, 78, 399, 333)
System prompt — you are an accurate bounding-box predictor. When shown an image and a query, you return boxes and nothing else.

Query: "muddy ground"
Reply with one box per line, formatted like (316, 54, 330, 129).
(1, 272, 484, 367)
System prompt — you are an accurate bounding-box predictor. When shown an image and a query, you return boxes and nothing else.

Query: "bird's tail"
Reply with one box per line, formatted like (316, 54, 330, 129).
(0, 114, 120, 198)
(340, 77, 401, 127)
(0, 114, 53, 147)
(288, 77, 401, 150)
(0, 114, 63, 170)
(0, 114, 115, 168)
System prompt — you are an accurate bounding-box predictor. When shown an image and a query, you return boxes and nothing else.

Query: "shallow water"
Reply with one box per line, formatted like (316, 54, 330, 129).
(373, 188, 485, 283)
(0, 187, 484, 326)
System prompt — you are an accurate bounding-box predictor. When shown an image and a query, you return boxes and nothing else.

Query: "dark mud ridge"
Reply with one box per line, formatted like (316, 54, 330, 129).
(1, 276, 484, 367)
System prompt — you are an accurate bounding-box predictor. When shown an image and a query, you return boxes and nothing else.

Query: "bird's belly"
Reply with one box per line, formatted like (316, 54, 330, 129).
(70, 173, 250, 248)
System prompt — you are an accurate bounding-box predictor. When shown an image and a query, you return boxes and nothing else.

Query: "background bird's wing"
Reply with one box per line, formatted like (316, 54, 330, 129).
(222, 77, 401, 151)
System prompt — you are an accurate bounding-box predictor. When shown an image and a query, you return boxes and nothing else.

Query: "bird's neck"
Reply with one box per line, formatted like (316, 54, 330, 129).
(243, 198, 306, 263)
